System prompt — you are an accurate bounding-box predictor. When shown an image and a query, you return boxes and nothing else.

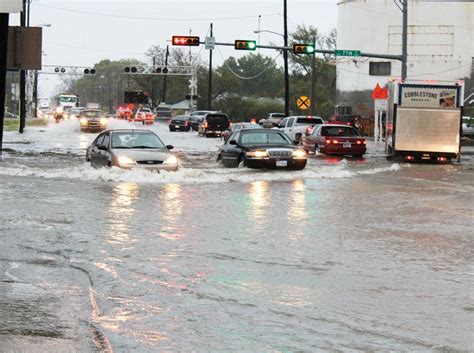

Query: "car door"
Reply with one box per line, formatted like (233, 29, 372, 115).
(96, 133, 111, 167)
(220, 132, 241, 167)
(286, 117, 295, 135)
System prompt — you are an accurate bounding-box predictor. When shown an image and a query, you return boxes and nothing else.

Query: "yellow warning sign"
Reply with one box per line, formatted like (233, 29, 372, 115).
(297, 96, 311, 110)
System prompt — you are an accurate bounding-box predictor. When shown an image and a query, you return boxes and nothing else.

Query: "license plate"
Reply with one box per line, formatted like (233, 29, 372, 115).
(276, 160, 287, 167)
(175, 125, 180, 128)
(343, 141, 351, 148)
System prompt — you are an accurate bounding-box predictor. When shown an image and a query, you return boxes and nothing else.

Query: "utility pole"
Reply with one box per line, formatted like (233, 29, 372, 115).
(19, 0, 26, 133)
(162, 45, 169, 104)
(207, 23, 213, 110)
(283, 0, 290, 117)
(0, 12, 10, 157)
(310, 35, 316, 115)
(401, 0, 408, 80)
(33, 70, 38, 117)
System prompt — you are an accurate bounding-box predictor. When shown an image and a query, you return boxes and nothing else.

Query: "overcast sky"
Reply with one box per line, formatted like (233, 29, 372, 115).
(10, 0, 339, 98)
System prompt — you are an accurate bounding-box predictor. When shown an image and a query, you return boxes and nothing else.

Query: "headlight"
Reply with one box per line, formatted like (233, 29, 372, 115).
(100, 118, 108, 125)
(80, 118, 88, 125)
(163, 155, 178, 165)
(117, 156, 136, 166)
(56, 107, 63, 114)
(70, 114, 77, 120)
(247, 150, 268, 158)
(292, 149, 307, 159)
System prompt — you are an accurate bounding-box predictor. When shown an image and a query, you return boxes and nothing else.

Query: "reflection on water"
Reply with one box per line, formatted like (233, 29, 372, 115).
(159, 183, 184, 240)
(288, 179, 307, 222)
(107, 182, 139, 248)
(248, 181, 270, 224)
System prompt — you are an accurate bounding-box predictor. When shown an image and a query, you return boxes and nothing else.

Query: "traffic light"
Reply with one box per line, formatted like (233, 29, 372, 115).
(234, 40, 257, 51)
(124, 66, 138, 73)
(54, 67, 66, 73)
(84, 68, 96, 74)
(293, 43, 315, 54)
(155, 67, 169, 74)
(185, 94, 198, 100)
(172, 36, 200, 46)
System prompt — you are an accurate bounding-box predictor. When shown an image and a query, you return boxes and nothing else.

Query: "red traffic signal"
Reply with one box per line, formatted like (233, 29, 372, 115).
(234, 40, 257, 50)
(172, 36, 200, 46)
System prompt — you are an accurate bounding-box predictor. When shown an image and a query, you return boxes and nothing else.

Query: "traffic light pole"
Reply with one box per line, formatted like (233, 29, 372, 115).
(208, 23, 213, 110)
(19, 0, 26, 133)
(283, 0, 289, 117)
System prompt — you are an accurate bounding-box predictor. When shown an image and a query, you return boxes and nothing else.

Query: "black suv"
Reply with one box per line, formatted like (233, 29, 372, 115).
(198, 113, 231, 138)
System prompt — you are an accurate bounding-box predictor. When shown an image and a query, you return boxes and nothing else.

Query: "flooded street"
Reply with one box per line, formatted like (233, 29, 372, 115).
(1, 121, 473, 352)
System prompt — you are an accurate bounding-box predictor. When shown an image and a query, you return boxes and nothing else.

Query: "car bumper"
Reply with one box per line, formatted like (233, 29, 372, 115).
(170, 125, 189, 131)
(81, 125, 107, 132)
(116, 164, 178, 172)
(320, 145, 366, 155)
(246, 158, 307, 169)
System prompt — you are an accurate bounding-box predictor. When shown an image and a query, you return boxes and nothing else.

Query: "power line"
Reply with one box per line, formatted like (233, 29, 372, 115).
(33, 3, 281, 22)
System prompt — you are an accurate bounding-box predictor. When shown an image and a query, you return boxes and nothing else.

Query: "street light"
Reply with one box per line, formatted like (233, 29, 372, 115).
(253, 29, 284, 38)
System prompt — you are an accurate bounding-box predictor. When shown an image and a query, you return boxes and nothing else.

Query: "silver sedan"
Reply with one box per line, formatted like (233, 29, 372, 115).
(86, 129, 179, 171)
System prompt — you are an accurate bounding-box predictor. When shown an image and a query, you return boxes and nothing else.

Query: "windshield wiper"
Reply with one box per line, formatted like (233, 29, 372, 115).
(133, 145, 159, 149)
(112, 146, 133, 149)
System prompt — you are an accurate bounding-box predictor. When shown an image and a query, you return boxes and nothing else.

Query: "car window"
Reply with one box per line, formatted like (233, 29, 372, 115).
(287, 118, 295, 127)
(94, 134, 105, 146)
(296, 117, 323, 125)
(81, 110, 102, 118)
(240, 132, 290, 145)
(101, 134, 110, 148)
(279, 118, 287, 128)
(111, 131, 166, 149)
(228, 132, 240, 144)
(312, 125, 322, 135)
(322, 127, 360, 137)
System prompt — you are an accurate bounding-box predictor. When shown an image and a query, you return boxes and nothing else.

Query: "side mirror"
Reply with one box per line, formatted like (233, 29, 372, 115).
(229, 140, 238, 145)
(293, 140, 300, 145)
(98, 145, 108, 151)
(166, 145, 174, 150)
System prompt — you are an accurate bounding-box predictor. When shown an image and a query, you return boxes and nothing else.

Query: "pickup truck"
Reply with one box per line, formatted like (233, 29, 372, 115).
(277, 116, 324, 142)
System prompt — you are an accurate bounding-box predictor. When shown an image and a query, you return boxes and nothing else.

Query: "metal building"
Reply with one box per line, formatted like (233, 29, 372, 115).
(336, 0, 474, 114)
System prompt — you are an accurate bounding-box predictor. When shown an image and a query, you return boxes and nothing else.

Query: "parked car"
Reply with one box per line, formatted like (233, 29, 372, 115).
(79, 109, 108, 132)
(154, 106, 174, 121)
(189, 110, 218, 131)
(258, 112, 286, 127)
(133, 108, 154, 124)
(302, 124, 367, 157)
(277, 116, 324, 142)
(86, 129, 178, 171)
(217, 128, 307, 170)
(198, 113, 231, 138)
(169, 115, 191, 131)
(462, 116, 474, 137)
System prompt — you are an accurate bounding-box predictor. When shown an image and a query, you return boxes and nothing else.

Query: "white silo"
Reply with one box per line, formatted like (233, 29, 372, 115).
(336, 0, 474, 113)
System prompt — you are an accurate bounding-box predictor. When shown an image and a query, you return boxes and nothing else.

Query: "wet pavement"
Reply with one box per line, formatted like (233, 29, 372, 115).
(1, 120, 473, 352)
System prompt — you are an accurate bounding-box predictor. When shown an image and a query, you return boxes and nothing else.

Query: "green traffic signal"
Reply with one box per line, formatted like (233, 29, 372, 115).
(293, 43, 315, 54)
(235, 40, 257, 51)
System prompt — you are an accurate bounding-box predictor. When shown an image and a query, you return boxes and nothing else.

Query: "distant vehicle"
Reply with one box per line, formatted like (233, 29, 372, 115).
(189, 110, 218, 131)
(58, 93, 78, 109)
(259, 112, 286, 127)
(69, 107, 86, 120)
(385, 80, 463, 162)
(86, 103, 100, 110)
(198, 113, 231, 138)
(169, 115, 191, 132)
(79, 109, 108, 132)
(154, 106, 174, 120)
(217, 128, 307, 170)
(462, 116, 474, 137)
(116, 105, 133, 120)
(277, 116, 324, 142)
(134, 108, 154, 125)
(303, 124, 367, 157)
(86, 129, 178, 171)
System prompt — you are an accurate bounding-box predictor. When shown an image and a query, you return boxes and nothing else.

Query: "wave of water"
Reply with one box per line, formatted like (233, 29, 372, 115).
(0, 161, 402, 184)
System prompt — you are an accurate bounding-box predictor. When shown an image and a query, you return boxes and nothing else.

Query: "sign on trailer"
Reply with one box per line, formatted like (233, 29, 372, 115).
(335, 50, 361, 57)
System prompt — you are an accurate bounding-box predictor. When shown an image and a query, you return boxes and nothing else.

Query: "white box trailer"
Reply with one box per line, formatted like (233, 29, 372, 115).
(385, 80, 464, 162)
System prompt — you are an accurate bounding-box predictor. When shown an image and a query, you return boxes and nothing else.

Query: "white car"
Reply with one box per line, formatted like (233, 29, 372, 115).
(277, 116, 324, 142)
(462, 116, 474, 137)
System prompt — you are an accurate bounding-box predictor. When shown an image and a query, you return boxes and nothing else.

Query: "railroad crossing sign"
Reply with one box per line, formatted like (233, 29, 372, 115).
(297, 96, 311, 110)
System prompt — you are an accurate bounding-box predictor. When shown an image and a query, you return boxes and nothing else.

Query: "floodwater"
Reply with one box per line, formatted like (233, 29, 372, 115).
(1, 120, 473, 352)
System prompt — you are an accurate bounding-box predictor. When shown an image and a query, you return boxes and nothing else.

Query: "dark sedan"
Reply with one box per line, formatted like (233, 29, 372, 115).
(169, 115, 191, 131)
(302, 124, 367, 157)
(86, 129, 178, 171)
(217, 129, 307, 170)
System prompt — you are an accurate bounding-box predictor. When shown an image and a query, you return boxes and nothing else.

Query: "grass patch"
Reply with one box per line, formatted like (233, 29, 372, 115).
(3, 118, 47, 131)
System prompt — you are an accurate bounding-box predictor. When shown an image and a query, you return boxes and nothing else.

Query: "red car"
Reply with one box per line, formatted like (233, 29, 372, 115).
(302, 124, 367, 157)
(132, 108, 154, 125)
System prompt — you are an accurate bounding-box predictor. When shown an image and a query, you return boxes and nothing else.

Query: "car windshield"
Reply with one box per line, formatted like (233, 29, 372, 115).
(81, 111, 102, 118)
(322, 127, 360, 137)
(240, 131, 291, 145)
(173, 116, 189, 121)
(111, 131, 166, 149)
(241, 124, 261, 130)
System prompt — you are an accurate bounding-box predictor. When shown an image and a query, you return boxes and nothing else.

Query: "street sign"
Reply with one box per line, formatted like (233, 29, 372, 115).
(297, 96, 311, 110)
(0, 0, 22, 13)
(372, 83, 388, 100)
(204, 37, 215, 50)
(374, 99, 388, 111)
(335, 49, 361, 57)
